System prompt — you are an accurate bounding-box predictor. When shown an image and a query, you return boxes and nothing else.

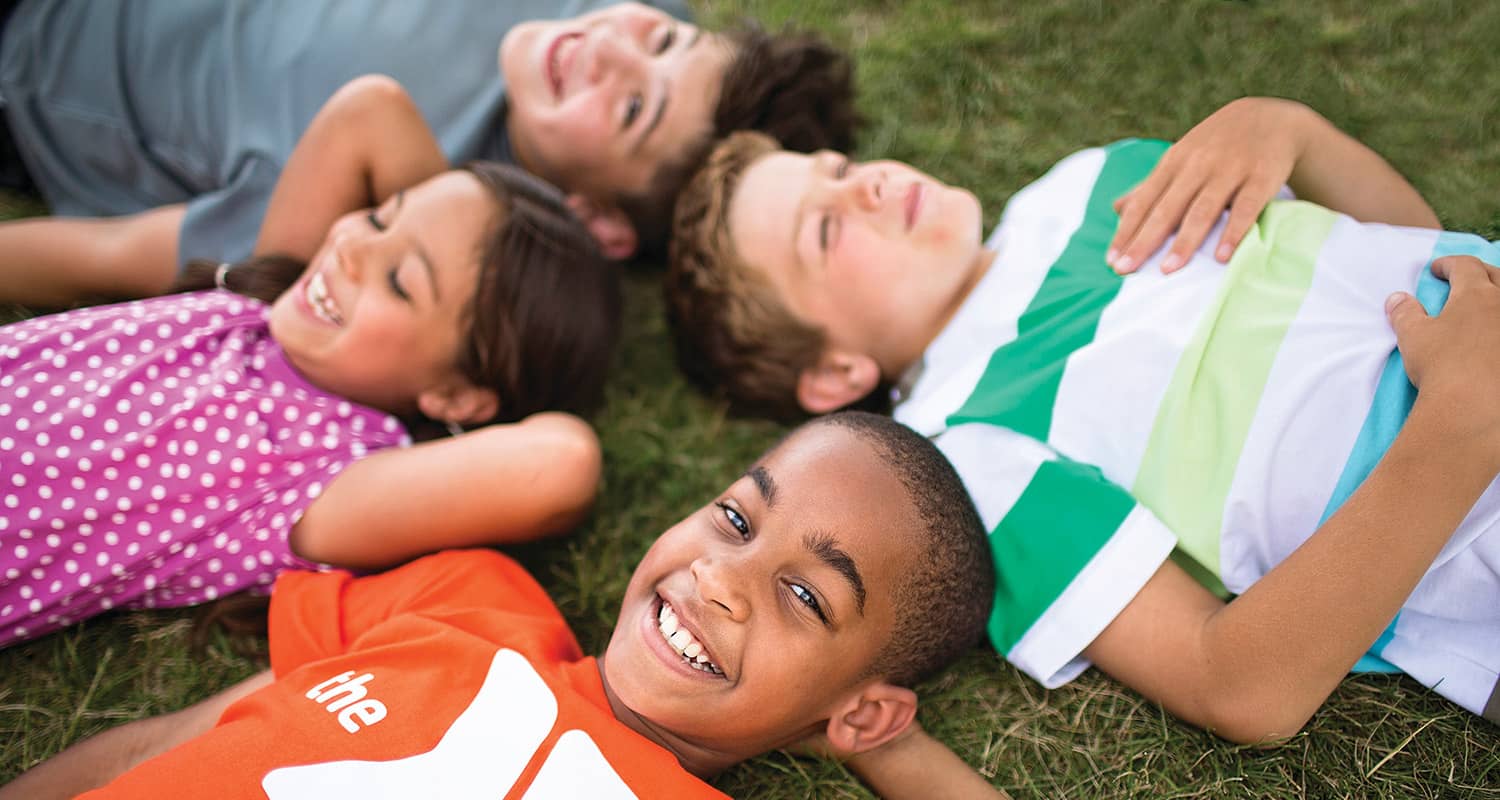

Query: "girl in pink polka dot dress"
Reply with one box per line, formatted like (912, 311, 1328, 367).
(0, 78, 620, 647)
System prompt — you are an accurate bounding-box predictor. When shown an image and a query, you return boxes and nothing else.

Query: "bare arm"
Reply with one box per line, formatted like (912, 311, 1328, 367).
(1084, 255, 1500, 742)
(290, 412, 602, 571)
(844, 724, 1010, 800)
(254, 74, 448, 261)
(0, 671, 273, 800)
(1110, 97, 1440, 274)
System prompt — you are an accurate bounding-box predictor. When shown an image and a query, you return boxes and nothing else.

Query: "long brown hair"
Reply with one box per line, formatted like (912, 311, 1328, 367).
(174, 162, 621, 435)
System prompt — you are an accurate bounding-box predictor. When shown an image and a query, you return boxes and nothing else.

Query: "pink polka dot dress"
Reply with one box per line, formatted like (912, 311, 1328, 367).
(0, 290, 410, 647)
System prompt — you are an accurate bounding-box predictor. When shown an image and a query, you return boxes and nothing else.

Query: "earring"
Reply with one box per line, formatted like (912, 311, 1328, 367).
(445, 420, 464, 437)
(214, 262, 233, 290)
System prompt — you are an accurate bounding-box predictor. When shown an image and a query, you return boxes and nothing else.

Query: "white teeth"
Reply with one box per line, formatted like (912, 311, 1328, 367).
(305, 272, 343, 325)
(656, 599, 723, 676)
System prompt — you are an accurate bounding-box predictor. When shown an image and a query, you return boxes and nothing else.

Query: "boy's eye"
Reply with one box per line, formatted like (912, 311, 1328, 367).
(656, 25, 676, 54)
(789, 582, 828, 623)
(387, 268, 411, 301)
(716, 501, 749, 540)
(623, 94, 643, 129)
(366, 210, 387, 232)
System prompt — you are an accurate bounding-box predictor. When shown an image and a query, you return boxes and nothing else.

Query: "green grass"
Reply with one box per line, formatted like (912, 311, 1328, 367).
(4, 0, 1500, 796)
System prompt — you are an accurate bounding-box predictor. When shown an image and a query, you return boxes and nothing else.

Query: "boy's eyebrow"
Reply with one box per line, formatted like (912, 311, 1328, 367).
(747, 465, 777, 507)
(805, 531, 867, 616)
(631, 27, 701, 156)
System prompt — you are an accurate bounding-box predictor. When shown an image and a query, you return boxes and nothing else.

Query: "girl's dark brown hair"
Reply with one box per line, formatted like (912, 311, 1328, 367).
(174, 162, 621, 434)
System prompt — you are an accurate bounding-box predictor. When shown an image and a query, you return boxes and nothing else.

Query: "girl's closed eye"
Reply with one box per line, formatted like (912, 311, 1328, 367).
(366, 210, 387, 232)
(387, 267, 411, 301)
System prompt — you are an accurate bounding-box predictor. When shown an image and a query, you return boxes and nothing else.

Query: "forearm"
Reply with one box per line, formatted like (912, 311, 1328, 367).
(1281, 99, 1440, 229)
(255, 75, 447, 259)
(0, 671, 273, 799)
(0, 206, 182, 306)
(845, 726, 1009, 800)
(1201, 389, 1494, 737)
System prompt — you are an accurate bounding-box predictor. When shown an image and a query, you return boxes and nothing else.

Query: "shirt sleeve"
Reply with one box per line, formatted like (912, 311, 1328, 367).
(935, 423, 1178, 687)
(268, 549, 555, 676)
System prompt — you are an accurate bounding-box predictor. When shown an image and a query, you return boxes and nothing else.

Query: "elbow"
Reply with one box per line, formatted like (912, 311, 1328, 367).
(1199, 689, 1316, 745)
(523, 412, 604, 534)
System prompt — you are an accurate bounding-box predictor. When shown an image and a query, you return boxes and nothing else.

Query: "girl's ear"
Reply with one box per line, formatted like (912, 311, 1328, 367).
(823, 682, 918, 755)
(796, 349, 881, 414)
(417, 381, 500, 428)
(565, 194, 639, 261)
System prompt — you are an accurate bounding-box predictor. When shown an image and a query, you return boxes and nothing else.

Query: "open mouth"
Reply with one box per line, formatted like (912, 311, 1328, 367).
(545, 32, 583, 100)
(656, 596, 724, 676)
(305, 271, 343, 326)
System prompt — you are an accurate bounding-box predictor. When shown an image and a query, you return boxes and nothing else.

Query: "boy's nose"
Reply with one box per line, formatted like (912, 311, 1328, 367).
(691, 556, 749, 622)
(586, 28, 646, 85)
(833, 170, 883, 213)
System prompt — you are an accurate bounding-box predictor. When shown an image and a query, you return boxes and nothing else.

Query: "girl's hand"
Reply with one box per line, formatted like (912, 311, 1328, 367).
(1108, 97, 1306, 275)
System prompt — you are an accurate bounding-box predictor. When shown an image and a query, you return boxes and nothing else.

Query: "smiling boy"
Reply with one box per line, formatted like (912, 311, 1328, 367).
(0, 0, 855, 305)
(666, 98, 1500, 739)
(0, 412, 997, 799)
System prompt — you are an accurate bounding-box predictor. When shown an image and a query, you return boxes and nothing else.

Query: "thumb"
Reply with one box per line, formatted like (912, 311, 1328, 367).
(1385, 291, 1427, 332)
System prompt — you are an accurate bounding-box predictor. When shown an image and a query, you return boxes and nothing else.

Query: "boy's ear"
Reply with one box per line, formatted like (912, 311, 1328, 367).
(824, 682, 918, 755)
(796, 349, 881, 414)
(417, 381, 500, 428)
(565, 194, 639, 260)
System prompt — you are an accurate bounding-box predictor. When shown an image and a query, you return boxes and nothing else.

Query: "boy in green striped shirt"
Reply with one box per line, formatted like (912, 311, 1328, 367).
(665, 96, 1500, 741)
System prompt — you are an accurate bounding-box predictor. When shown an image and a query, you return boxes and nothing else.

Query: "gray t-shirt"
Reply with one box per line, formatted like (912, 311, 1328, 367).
(0, 0, 689, 267)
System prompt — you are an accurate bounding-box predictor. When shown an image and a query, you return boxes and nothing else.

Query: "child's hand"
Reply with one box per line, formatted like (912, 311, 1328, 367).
(1388, 255, 1500, 468)
(1108, 97, 1307, 275)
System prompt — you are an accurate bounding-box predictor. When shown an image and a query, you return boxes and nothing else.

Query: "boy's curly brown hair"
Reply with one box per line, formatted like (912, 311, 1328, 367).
(664, 131, 826, 421)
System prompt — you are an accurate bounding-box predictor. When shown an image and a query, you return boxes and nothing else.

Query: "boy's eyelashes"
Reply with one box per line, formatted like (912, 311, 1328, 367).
(622, 94, 643, 130)
(387, 268, 411, 302)
(787, 580, 830, 625)
(655, 23, 676, 54)
(715, 500, 749, 540)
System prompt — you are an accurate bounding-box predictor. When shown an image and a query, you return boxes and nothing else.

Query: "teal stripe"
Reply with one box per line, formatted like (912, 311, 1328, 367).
(988, 458, 1136, 654)
(949, 139, 1168, 440)
(1325, 230, 1500, 673)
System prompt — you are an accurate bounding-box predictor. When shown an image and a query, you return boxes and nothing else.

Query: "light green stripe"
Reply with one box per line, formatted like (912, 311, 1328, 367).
(1132, 201, 1336, 584)
(949, 139, 1168, 441)
(989, 458, 1136, 654)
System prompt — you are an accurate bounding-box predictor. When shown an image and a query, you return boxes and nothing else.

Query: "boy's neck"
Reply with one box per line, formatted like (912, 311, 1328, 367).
(884, 244, 999, 381)
(595, 656, 733, 779)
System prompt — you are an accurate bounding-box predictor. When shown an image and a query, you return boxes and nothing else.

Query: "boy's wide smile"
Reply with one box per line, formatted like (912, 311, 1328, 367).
(651, 595, 726, 677)
(598, 421, 917, 773)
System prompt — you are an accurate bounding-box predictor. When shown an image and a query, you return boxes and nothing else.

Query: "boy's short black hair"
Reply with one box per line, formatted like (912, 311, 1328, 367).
(809, 412, 993, 686)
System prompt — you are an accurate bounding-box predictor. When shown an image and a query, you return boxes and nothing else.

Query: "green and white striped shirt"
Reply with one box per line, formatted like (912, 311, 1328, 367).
(895, 140, 1500, 720)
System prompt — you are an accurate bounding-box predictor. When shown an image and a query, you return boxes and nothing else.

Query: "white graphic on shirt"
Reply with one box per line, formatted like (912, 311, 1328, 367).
(262, 649, 557, 798)
(523, 729, 638, 800)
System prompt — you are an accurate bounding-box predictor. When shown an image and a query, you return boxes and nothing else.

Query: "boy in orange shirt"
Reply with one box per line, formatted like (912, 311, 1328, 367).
(0, 412, 1001, 800)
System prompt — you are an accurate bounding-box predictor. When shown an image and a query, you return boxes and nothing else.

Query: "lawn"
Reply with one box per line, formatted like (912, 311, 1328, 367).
(3, 0, 1499, 797)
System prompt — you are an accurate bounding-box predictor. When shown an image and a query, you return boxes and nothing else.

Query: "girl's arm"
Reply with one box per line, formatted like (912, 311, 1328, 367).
(1083, 255, 1500, 742)
(290, 412, 602, 571)
(1109, 96, 1440, 274)
(0, 671, 273, 800)
(254, 74, 448, 261)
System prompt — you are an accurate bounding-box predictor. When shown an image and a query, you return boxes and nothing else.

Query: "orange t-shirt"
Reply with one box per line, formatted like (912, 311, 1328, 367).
(83, 549, 729, 800)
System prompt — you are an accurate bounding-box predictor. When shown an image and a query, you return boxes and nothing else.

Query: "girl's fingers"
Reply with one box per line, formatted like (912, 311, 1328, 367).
(1214, 178, 1279, 263)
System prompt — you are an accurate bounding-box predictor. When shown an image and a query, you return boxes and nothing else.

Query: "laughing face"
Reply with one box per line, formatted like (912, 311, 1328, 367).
(599, 421, 920, 772)
(267, 171, 494, 419)
(498, 2, 732, 202)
